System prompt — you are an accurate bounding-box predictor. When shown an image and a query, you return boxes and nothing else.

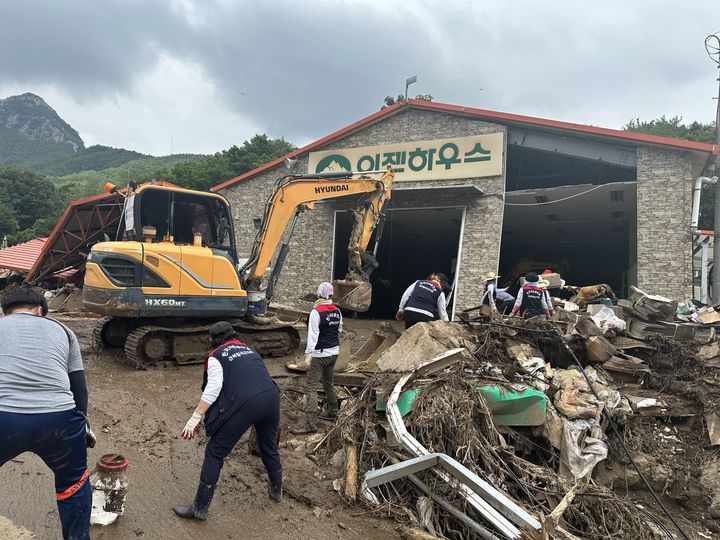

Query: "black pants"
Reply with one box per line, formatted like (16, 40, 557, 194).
(200, 387, 282, 495)
(404, 310, 433, 329)
(0, 409, 90, 540)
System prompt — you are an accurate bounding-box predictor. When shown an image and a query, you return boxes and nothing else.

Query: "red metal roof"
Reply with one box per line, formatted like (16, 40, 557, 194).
(211, 99, 719, 193)
(24, 181, 181, 284)
(0, 238, 48, 273)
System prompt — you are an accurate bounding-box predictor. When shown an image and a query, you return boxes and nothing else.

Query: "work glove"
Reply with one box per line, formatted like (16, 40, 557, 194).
(395, 310, 404, 321)
(304, 354, 312, 369)
(86, 424, 97, 448)
(180, 411, 204, 440)
(79, 412, 96, 448)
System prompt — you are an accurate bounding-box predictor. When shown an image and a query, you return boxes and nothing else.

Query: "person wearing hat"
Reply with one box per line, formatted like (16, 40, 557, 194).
(480, 271, 515, 314)
(0, 287, 95, 540)
(292, 282, 342, 435)
(174, 321, 282, 521)
(396, 273, 450, 329)
(537, 278, 554, 318)
(510, 272, 551, 319)
(480, 271, 499, 311)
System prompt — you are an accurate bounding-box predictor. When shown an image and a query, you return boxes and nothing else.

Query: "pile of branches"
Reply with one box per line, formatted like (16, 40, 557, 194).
(321, 363, 678, 539)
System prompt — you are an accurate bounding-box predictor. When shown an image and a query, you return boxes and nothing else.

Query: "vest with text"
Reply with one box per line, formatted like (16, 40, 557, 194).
(314, 303, 341, 351)
(406, 280, 442, 317)
(519, 285, 545, 317)
(202, 340, 275, 435)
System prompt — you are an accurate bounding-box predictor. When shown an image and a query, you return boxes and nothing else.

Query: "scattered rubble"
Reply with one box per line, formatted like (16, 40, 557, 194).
(295, 287, 720, 539)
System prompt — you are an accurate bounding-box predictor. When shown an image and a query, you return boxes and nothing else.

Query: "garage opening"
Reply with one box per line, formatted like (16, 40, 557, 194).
(333, 207, 463, 318)
(500, 137, 637, 298)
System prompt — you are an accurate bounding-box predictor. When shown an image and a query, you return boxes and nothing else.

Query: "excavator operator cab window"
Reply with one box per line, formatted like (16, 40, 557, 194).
(136, 188, 235, 255)
(138, 190, 171, 240)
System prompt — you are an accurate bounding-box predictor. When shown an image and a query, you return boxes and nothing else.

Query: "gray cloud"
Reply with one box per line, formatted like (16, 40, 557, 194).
(1, 0, 719, 154)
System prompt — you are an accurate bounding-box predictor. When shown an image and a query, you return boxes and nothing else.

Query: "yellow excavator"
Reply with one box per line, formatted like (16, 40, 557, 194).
(83, 168, 394, 368)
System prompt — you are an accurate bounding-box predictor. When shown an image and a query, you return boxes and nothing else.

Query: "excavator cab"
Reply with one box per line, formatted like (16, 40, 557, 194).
(84, 184, 247, 319)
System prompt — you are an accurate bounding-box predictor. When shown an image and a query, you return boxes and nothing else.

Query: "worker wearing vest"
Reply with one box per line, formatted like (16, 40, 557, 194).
(293, 282, 342, 435)
(174, 321, 282, 521)
(537, 278, 554, 318)
(481, 271, 499, 310)
(510, 272, 551, 319)
(396, 273, 450, 329)
(481, 271, 515, 315)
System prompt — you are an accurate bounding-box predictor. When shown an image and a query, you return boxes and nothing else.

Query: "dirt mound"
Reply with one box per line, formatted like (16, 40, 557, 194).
(375, 321, 476, 371)
(0, 516, 34, 539)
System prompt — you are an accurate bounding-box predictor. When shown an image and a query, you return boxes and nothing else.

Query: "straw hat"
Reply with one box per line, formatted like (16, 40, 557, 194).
(538, 278, 550, 289)
(482, 271, 499, 281)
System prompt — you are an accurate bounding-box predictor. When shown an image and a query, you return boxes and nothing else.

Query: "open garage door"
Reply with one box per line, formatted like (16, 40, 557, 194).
(500, 181, 637, 297)
(333, 207, 463, 318)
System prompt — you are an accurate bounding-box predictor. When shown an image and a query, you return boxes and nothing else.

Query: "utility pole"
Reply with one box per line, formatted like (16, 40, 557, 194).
(707, 32, 720, 303)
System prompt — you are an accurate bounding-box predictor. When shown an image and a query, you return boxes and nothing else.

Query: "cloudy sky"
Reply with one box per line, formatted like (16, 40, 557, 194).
(1, 0, 719, 155)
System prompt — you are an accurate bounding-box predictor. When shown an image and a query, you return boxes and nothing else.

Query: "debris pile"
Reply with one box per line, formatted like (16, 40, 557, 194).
(309, 293, 720, 539)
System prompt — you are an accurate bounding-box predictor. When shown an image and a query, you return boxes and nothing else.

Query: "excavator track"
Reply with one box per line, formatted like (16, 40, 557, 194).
(93, 316, 135, 348)
(123, 320, 301, 369)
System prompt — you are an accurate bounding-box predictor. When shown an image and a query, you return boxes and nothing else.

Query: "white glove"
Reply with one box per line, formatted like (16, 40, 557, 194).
(304, 354, 312, 368)
(180, 411, 204, 440)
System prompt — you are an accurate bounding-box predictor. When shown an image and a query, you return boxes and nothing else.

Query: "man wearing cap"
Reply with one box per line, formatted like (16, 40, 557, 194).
(174, 321, 282, 521)
(510, 272, 552, 319)
(292, 282, 342, 435)
(396, 273, 450, 329)
(0, 287, 94, 540)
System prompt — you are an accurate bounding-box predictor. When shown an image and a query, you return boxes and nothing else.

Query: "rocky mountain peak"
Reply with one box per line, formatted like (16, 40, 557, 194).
(0, 92, 85, 152)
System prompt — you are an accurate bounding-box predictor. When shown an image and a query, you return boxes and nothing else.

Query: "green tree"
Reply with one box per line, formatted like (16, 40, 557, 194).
(0, 202, 18, 236)
(624, 115, 716, 144)
(170, 134, 295, 191)
(625, 116, 717, 229)
(0, 164, 62, 231)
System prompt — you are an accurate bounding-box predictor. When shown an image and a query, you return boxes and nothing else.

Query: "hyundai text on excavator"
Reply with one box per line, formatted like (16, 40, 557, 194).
(83, 168, 395, 368)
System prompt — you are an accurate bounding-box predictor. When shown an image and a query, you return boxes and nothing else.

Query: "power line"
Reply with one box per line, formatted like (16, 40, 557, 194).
(504, 184, 606, 206)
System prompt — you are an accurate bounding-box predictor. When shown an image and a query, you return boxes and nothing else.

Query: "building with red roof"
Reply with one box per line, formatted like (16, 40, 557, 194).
(212, 99, 717, 315)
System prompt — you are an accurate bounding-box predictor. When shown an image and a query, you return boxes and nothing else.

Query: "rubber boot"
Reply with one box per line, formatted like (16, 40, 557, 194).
(290, 423, 317, 435)
(291, 410, 317, 434)
(326, 404, 338, 420)
(268, 468, 282, 502)
(172, 482, 215, 521)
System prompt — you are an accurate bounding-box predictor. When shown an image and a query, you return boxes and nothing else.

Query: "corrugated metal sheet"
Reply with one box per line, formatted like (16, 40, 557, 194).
(0, 238, 48, 272)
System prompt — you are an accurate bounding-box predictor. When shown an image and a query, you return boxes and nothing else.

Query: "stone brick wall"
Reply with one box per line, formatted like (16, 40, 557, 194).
(219, 108, 507, 315)
(636, 146, 693, 298)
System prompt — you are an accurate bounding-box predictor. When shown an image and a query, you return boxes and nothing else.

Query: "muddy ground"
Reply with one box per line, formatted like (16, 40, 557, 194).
(0, 316, 403, 540)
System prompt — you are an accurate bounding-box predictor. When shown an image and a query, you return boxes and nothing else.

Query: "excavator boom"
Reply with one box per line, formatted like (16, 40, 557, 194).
(241, 168, 394, 313)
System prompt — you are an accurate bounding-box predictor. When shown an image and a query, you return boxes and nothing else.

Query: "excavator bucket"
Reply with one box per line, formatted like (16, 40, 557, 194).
(333, 278, 372, 312)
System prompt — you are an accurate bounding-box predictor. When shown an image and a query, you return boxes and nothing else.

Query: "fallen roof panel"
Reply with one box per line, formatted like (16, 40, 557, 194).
(0, 238, 48, 273)
(25, 181, 181, 284)
(24, 192, 124, 284)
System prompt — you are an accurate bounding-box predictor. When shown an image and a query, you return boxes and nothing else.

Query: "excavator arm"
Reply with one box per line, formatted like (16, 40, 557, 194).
(240, 168, 394, 314)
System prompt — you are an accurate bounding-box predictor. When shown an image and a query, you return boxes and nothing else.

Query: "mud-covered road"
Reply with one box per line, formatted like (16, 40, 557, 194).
(0, 316, 400, 539)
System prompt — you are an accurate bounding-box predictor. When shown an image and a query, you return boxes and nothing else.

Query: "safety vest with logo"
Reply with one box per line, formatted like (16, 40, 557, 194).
(313, 303, 341, 351)
(406, 280, 442, 317)
(519, 285, 545, 317)
(202, 339, 275, 436)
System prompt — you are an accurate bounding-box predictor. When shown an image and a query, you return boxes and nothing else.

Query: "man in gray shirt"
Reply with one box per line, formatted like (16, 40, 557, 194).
(0, 287, 93, 540)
